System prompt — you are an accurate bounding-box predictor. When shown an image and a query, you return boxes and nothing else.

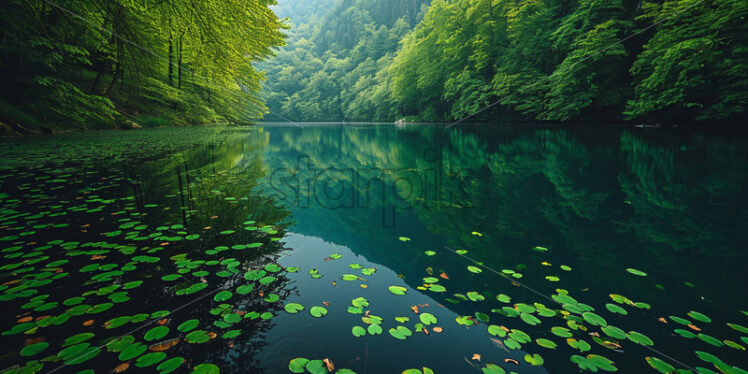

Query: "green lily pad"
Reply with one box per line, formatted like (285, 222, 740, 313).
(306, 360, 327, 374)
(136, 352, 167, 367)
(467, 266, 482, 274)
(627, 331, 654, 346)
(536, 338, 557, 349)
(310, 306, 328, 318)
(289, 358, 310, 373)
(178, 319, 199, 332)
(524, 353, 544, 366)
(185, 330, 211, 344)
(285, 303, 304, 314)
(626, 268, 647, 276)
(20, 342, 49, 356)
(352, 326, 366, 337)
(388, 286, 407, 295)
(192, 363, 219, 374)
(645, 356, 675, 373)
(687, 311, 711, 323)
(157, 357, 185, 373)
(145, 326, 169, 341)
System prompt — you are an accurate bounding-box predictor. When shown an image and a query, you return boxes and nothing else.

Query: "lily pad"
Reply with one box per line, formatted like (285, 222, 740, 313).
(388, 286, 407, 295)
(310, 306, 328, 318)
(20, 341, 49, 356)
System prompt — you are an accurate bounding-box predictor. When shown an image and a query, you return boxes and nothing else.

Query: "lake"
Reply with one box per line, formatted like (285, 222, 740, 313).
(0, 124, 746, 374)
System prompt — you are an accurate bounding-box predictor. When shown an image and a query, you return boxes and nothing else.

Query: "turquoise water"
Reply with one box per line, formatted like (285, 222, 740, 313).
(0, 125, 746, 374)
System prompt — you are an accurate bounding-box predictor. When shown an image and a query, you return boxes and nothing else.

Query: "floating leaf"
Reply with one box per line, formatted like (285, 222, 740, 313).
(536, 338, 557, 349)
(135, 352, 167, 367)
(645, 356, 675, 373)
(310, 306, 328, 318)
(467, 266, 482, 274)
(388, 286, 407, 295)
(213, 291, 232, 302)
(157, 357, 185, 373)
(352, 326, 366, 337)
(626, 268, 647, 276)
(419, 313, 437, 326)
(192, 363, 219, 374)
(687, 311, 711, 323)
(20, 341, 49, 356)
(289, 358, 310, 373)
(524, 353, 544, 366)
(178, 319, 199, 332)
(627, 331, 654, 346)
(145, 326, 169, 342)
(582, 312, 607, 327)
(185, 330, 211, 344)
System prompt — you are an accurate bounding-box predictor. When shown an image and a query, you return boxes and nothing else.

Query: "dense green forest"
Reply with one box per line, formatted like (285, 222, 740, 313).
(0, 0, 284, 135)
(262, 0, 747, 123)
(0, 0, 745, 134)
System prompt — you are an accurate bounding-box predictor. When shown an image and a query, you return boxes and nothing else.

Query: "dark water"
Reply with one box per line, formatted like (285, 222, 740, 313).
(0, 125, 747, 374)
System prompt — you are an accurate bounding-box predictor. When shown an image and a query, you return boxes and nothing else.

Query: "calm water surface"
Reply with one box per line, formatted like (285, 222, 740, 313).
(0, 125, 746, 374)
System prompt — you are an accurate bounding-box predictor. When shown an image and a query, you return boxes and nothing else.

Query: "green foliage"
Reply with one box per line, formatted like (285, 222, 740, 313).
(0, 0, 285, 133)
(262, 0, 745, 123)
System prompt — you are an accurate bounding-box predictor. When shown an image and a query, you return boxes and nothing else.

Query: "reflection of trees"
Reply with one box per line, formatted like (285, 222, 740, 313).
(260, 125, 748, 311)
(115, 130, 294, 373)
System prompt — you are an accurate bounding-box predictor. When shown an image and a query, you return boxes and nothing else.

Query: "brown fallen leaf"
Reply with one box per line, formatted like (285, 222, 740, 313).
(658, 317, 667, 323)
(91, 255, 106, 260)
(80, 224, 91, 228)
(204, 226, 212, 230)
(112, 362, 129, 373)
(323, 358, 334, 372)
(505, 358, 519, 365)
(17, 316, 33, 323)
(159, 242, 169, 246)
(422, 327, 429, 335)
(24, 337, 45, 346)
(471, 353, 481, 361)
(207, 332, 217, 339)
(432, 327, 443, 333)
(157, 319, 169, 326)
(589, 332, 600, 337)
(410, 305, 419, 314)
(210, 216, 218, 219)
(227, 341, 234, 348)
(149, 338, 180, 352)
(258, 291, 264, 297)
(82, 319, 94, 326)
(500, 326, 510, 332)
(35, 315, 51, 321)
(425, 267, 434, 275)
(688, 324, 701, 331)
(322, 301, 330, 307)
(439, 272, 449, 280)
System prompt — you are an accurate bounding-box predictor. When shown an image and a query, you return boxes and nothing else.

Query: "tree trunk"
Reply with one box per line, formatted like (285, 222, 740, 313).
(168, 34, 173, 85)
(178, 33, 183, 89)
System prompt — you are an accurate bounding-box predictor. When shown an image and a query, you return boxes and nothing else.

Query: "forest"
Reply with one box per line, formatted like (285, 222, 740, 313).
(0, 0, 284, 135)
(0, 0, 746, 135)
(263, 0, 747, 123)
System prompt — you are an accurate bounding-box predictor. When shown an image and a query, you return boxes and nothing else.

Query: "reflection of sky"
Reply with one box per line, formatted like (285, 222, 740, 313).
(253, 233, 548, 374)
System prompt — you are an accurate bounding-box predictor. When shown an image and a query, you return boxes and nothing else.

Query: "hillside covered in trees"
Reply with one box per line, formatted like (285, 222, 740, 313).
(0, 0, 284, 135)
(261, 0, 747, 124)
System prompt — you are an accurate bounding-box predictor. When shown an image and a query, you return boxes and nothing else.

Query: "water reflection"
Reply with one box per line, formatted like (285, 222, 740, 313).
(254, 124, 748, 373)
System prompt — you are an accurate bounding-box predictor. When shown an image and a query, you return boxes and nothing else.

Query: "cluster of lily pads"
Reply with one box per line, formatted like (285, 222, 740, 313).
(0, 147, 294, 374)
(275, 233, 746, 374)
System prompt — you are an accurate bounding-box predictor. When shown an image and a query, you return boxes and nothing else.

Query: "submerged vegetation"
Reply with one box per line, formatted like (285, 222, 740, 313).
(262, 0, 747, 123)
(0, 0, 284, 135)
